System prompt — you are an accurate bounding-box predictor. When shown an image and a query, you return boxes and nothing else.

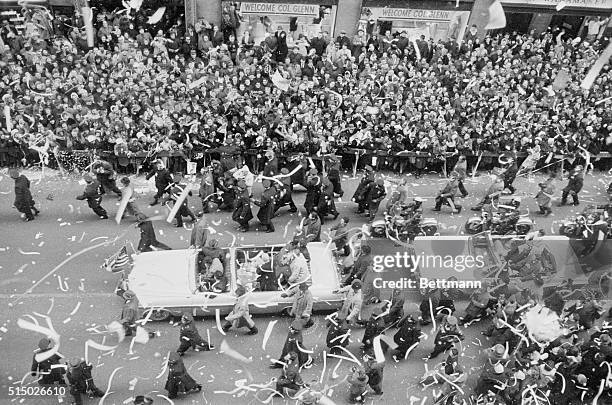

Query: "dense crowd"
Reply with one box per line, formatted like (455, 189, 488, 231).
(1, 5, 612, 174)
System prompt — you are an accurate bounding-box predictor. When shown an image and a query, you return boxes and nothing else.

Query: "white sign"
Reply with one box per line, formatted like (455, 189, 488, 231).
(240, 2, 319, 17)
(502, 0, 612, 9)
(369, 8, 458, 22)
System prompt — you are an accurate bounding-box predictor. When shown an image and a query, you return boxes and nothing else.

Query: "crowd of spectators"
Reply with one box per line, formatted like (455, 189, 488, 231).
(0, 4, 611, 174)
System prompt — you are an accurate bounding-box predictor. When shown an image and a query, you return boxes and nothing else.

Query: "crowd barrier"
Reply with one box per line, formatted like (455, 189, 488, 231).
(2, 147, 612, 174)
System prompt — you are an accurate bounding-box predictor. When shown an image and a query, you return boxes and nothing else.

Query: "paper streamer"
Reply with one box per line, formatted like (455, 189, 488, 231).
(115, 185, 133, 224)
(215, 308, 226, 336)
(320, 350, 327, 383)
(156, 394, 175, 405)
(219, 339, 253, 363)
(85, 339, 118, 365)
(98, 367, 122, 405)
(134, 326, 150, 344)
(373, 335, 398, 363)
(166, 184, 193, 223)
(147, 7, 166, 24)
(581, 42, 612, 91)
(262, 320, 277, 350)
(107, 321, 126, 343)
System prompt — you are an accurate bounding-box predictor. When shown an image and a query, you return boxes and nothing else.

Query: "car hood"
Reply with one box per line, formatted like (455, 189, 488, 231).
(129, 249, 197, 305)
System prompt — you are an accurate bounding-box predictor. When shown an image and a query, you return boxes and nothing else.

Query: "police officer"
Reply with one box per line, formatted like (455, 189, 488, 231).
(325, 155, 344, 197)
(167, 173, 196, 228)
(31, 338, 67, 386)
(317, 175, 339, 223)
(76, 174, 108, 219)
(176, 313, 213, 355)
(365, 178, 387, 222)
(66, 357, 105, 404)
(353, 165, 375, 214)
(146, 159, 173, 206)
(254, 179, 276, 233)
(136, 213, 172, 252)
(560, 165, 584, 206)
(92, 157, 122, 198)
(232, 180, 253, 232)
(304, 168, 321, 215)
(275, 167, 298, 214)
(9, 168, 39, 221)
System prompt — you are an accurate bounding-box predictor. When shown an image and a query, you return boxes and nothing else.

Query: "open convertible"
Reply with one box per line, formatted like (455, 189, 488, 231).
(122, 242, 344, 321)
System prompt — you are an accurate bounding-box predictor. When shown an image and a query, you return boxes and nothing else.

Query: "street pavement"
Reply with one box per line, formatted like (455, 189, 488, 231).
(0, 167, 611, 405)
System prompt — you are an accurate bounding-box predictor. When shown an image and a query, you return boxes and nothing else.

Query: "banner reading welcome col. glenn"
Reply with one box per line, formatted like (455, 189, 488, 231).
(239, 2, 319, 17)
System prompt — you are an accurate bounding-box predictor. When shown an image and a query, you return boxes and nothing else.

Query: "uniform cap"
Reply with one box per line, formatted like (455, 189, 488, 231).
(38, 337, 52, 350)
(351, 279, 362, 290)
(83, 173, 93, 182)
(136, 213, 147, 222)
(262, 179, 271, 187)
(236, 180, 247, 189)
(182, 313, 194, 323)
(365, 165, 373, 172)
(308, 168, 318, 175)
(446, 315, 458, 325)
(280, 168, 289, 175)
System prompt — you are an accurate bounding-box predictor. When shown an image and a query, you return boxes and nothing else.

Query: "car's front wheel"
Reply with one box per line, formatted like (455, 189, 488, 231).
(144, 309, 171, 322)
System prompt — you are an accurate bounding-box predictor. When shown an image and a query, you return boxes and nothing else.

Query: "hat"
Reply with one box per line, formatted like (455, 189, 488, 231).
(69, 357, 82, 367)
(8, 168, 19, 179)
(365, 165, 373, 172)
(83, 173, 93, 182)
(308, 168, 318, 175)
(181, 313, 194, 323)
(340, 30, 346, 34)
(351, 279, 362, 290)
(123, 290, 136, 300)
(262, 179, 271, 188)
(235, 286, 246, 296)
(376, 178, 384, 185)
(493, 363, 505, 374)
(236, 180, 247, 189)
(38, 337, 52, 350)
(280, 168, 289, 175)
(414, 197, 426, 203)
(136, 213, 147, 222)
(120, 177, 130, 185)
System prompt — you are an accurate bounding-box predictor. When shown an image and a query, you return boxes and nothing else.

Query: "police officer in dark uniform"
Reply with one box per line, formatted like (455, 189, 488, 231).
(92, 158, 122, 198)
(365, 178, 387, 222)
(254, 179, 276, 233)
(275, 167, 298, 214)
(352, 165, 375, 214)
(136, 213, 172, 252)
(167, 173, 196, 228)
(9, 168, 39, 221)
(66, 357, 105, 404)
(304, 168, 321, 215)
(76, 174, 108, 219)
(31, 338, 67, 386)
(317, 175, 339, 223)
(325, 155, 344, 197)
(176, 313, 213, 355)
(146, 160, 174, 206)
(560, 165, 584, 206)
(393, 315, 421, 361)
(232, 180, 253, 232)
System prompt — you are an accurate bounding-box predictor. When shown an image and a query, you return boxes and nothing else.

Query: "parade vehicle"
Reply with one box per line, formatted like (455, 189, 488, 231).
(124, 242, 344, 321)
(464, 198, 534, 236)
(558, 206, 611, 240)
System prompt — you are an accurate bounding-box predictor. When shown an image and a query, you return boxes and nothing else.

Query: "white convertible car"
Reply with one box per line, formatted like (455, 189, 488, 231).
(125, 242, 344, 321)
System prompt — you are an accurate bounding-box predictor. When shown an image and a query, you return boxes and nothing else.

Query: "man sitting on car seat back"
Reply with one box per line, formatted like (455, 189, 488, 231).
(281, 243, 310, 288)
(237, 251, 270, 289)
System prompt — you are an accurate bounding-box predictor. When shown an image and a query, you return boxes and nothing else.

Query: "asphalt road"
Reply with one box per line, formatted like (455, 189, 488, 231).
(1, 167, 611, 405)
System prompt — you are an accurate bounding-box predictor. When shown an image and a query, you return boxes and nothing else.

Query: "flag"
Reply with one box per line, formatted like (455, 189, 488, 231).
(484, 0, 506, 30)
(271, 70, 290, 91)
(581, 42, 612, 91)
(103, 246, 130, 273)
